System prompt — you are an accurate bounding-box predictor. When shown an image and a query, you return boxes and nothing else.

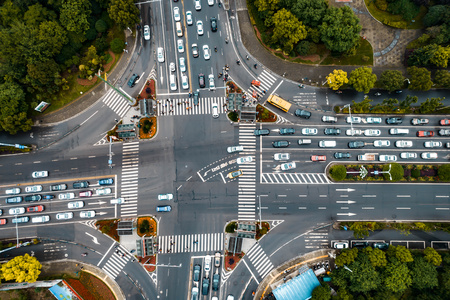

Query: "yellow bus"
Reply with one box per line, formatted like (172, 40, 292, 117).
(267, 95, 292, 112)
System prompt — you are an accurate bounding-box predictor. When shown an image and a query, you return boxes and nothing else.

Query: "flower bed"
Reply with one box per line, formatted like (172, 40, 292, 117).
(141, 255, 156, 272)
(256, 222, 270, 240)
(257, 104, 277, 122)
(137, 216, 157, 237)
(225, 252, 243, 271)
(66, 271, 115, 300)
(139, 117, 157, 139)
(95, 219, 119, 241)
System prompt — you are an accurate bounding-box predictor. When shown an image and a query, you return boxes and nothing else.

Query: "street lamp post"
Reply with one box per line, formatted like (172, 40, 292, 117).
(258, 195, 262, 228)
(344, 104, 354, 135)
(108, 136, 114, 168)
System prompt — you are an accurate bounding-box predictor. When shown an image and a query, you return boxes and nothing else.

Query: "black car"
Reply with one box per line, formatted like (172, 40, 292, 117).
(193, 264, 201, 282)
(279, 128, 295, 135)
(294, 109, 311, 119)
(198, 73, 205, 88)
(210, 17, 217, 32)
(73, 181, 89, 189)
(212, 273, 220, 291)
(272, 140, 290, 148)
(348, 141, 365, 148)
(50, 184, 67, 191)
(386, 117, 402, 124)
(334, 152, 351, 159)
(254, 129, 270, 136)
(352, 241, 369, 249)
(202, 277, 210, 295)
(127, 74, 140, 88)
(25, 194, 42, 202)
(193, 90, 199, 105)
(324, 128, 341, 135)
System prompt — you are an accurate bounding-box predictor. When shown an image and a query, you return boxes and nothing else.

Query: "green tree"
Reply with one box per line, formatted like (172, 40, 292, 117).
(23, 3, 57, 26)
(319, 6, 361, 53)
(418, 97, 443, 114)
(430, 45, 450, 68)
(365, 247, 388, 268)
(311, 282, 331, 300)
(351, 98, 372, 113)
(1, 253, 41, 283)
(108, 0, 140, 29)
(379, 70, 405, 92)
(326, 69, 348, 91)
(399, 95, 418, 112)
(330, 165, 346, 181)
(388, 0, 420, 22)
(255, 0, 280, 12)
(349, 222, 374, 239)
(381, 98, 399, 112)
(290, 0, 329, 27)
(95, 19, 108, 33)
(408, 44, 438, 67)
(407, 66, 433, 91)
(335, 248, 359, 267)
(410, 256, 439, 290)
(271, 8, 307, 53)
(382, 258, 412, 293)
(383, 163, 404, 181)
(296, 40, 310, 56)
(438, 164, 450, 181)
(330, 266, 350, 288)
(110, 38, 125, 54)
(387, 245, 414, 263)
(26, 59, 62, 94)
(38, 21, 69, 56)
(348, 67, 377, 94)
(348, 254, 381, 293)
(424, 247, 442, 266)
(434, 69, 450, 88)
(0, 0, 22, 28)
(423, 5, 447, 27)
(60, 0, 92, 36)
(0, 82, 32, 134)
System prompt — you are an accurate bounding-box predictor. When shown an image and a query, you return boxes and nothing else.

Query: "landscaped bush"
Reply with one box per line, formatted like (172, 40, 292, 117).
(383, 163, 404, 181)
(330, 165, 347, 181)
(110, 38, 125, 54)
(139, 219, 150, 234)
(143, 119, 153, 134)
(438, 164, 450, 181)
(228, 111, 238, 122)
(225, 222, 237, 233)
(411, 168, 421, 178)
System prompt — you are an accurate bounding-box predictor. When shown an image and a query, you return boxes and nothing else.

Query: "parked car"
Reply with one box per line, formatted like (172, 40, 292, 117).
(373, 140, 390, 147)
(346, 116, 361, 123)
(386, 117, 402, 124)
(193, 264, 201, 282)
(301, 128, 318, 135)
(334, 242, 348, 249)
(411, 118, 429, 125)
(417, 131, 434, 137)
(254, 129, 270, 136)
(214, 252, 221, 268)
(198, 73, 205, 88)
(204, 255, 211, 272)
(373, 242, 389, 250)
(99, 178, 114, 185)
(202, 277, 210, 295)
(322, 116, 337, 123)
(272, 141, 290, 148)
(334, 152, 351, 159)
(274, 153, 290, 161)
(352, 241, 369, 249)
(212, 273, 220, 291)
(421, 152, 438, 159)
(324, 128, 341, 135)
(366, 117, 382, 124)
(311, 155, 326, 162)
(280, 162, 296, 170)
(279, 128, 295, 135)
(294, 109, 311, 119)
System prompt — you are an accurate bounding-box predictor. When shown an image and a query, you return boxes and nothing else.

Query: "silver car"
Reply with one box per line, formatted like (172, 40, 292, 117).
(274, 153, 290, 161)
(56, 212, 73, 220)
(68, 201, 84, 209)
(9, 207, 25, 215)
(25, 185, 43, 193)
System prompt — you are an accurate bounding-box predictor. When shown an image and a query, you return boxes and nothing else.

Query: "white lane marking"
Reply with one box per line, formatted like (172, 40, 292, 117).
(396, 207, 411, 209)
(362, 195, 376, 197)
(362, 207, 375, 209)
(397, 195, 410, 198)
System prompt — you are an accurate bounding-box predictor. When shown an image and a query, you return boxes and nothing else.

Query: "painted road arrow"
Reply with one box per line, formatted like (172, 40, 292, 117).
(336, 200, 356, 204)
(88, 201, 106, 205)
(85, 232, 99, 245)
(336, 188, 355, 192)
(337, 212, 357, 216)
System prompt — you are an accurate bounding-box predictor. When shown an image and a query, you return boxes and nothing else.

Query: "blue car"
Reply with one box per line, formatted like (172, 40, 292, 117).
(98, 178, 114, 185)
(156, 205, 172, 212)
(44, 195, 54, 200)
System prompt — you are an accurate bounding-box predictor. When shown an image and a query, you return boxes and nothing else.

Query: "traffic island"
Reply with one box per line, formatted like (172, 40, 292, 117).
(138, 117, 157, 139)
(95, 219, 120, 242)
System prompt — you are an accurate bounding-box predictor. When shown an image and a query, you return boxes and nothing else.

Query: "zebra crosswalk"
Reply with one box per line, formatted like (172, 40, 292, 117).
(292, 92, 317, 106)
(238, 124, 257, 221)
(100, 244, 131, 280)
(261, 172, 331, 184)
(248, 70, 277, 99)
(246, 243, 273, 279)
(119, 142, 139, 217)
(157, 233, 224, 254)
(304, 225, 330, 249)
(102, 88, 132, 117)
(157, 97, 227, 116)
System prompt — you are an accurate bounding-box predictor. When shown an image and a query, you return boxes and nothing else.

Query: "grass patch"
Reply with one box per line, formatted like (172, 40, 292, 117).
(256, 222, 270, 240)
(66, 271, 115, 300)
(225, 252, 243, 271)
(96, 219, 119, 242)
(257, 104, 277, 122)
(365, 0, 426, 29)
(321, 38, 373, 66)
(228, 111, 239, 122)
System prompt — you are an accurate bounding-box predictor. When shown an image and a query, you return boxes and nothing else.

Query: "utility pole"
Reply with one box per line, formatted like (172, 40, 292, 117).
(108, 136, 114, 169)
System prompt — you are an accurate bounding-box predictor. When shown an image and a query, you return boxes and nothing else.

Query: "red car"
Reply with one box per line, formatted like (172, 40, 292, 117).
(27, 205, 44, 213)
(417, 131, 434, 137)
(0, 219, 7, 225)
(311, 155, 326, 161)
(440, 119, 450, 126)
(251, 80, 261, 86)
(79, 191, 93, 197)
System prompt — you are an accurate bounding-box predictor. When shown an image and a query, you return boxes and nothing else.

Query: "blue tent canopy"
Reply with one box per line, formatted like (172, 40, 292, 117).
(273, 269, 321, 300)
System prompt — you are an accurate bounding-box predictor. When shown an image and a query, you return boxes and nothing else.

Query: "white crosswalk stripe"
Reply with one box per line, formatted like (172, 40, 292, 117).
(246, 243, 273, 279)
(157, 96, 227, 116)
(247, 70, 277, 99)
(261, 173, 331, 184)
(120, 142, 139, 217)
(292, 92, 317, 105)
(304, 227, 330, 249)
(102, 89, 132, 117)
(157, 233, 224, 254)
(101, 245, 131, 279)
(238, 124, 257, 221)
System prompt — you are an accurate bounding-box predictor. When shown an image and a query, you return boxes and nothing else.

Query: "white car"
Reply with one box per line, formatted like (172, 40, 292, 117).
(56, 212, 73, 220)
(374, 140, 390, 147)
(58, 193, 75, 200)
(334, 242, 348, 249)
(346, 129, 362, 136)
(237, 156, 253, 164)
(143, 25, 150, 40)
(274, 153, 290, 161)
(169, 62, 176, 72)
(181, 74, 189, 90)
(158, 194, 173, 201)
(195, 0, 201, 10)
(173, 7, 181, 21)
(203, 45, 210, 60)
(80, 211, 96, 218)
(110, 198, 125, 204)
(179, 57, 186, 72)
(96, 188, 112, 195)
(400, 152, 417, 159)
(346, 116, 361, 123)
(227, 145, 244, 153)
(212, 103, 219, 118)
(208, 74, 215, 90)
(25, 185, 43, 193)
(379, 155, 397, 162)
(424, 141, 442, 148)
(364, 129, 381, 136)
(68, 201, 84, 209)
(204, 255, 211, 272)
(395, 140, 413, 148)
(32, 171, 48, 178)
(421, 152, 438, 159)
(280, 162, 296, 171)
(196, 21, 204, 35)
(186, 11, 193, 25)
(301, 128, 318, 135)
(177, 39, 184, 53)
(157, 47, 164, 63)
(322, 116, 337, 123)
(366, 117, 382, 124)
(9, 207, 25, 215)
(208, 0, 214, 5)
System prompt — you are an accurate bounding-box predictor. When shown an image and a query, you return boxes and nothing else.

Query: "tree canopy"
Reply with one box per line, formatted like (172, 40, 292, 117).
(407, 66, 433, 91)
(348, 67, 377, 94)
(271, 8, 307, 53)
(326, 69, 348, 91)
(379, 70, 405, 92)
(1, 253, 41, 283)
(108, 0, 140, 29)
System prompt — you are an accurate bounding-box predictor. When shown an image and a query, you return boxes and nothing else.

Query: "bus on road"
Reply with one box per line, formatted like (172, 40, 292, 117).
(267, 95, 291, 112)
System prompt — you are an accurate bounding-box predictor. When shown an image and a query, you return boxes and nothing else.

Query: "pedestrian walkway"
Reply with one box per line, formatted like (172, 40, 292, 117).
(157, 233, 224, 254)
(157, 96, 227, 116)
(102, 88, 132, 117)
(304, 225, 330, 249)
(238, 124, 257, 221)
(247, 70, 277, 99)
(261, 173, 331, 184)
(119, 142, 139, 217)
(292, 92, 317, 106)
(100, 244, 131, 280)
(246, 243, 273, 279)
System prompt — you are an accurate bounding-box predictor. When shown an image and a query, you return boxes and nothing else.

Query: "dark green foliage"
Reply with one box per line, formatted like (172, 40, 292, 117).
(142, 119, 153, 134)
(311, 283, 331, 300)
(228, 111, 239, 122)
(383, 163, 404, 181)
(139, 219, 150, 234)
(408, 44, 438, 66)
(289, 0, 329, 27)
(348, 254, 381, 293)
(225, 222, 237, 233)
(434, 70, 450, 88)
(423, 5, 448, 27)
(399, 95, 418, 112)
(411, 168, 421, 178)
(296, 40, 311, 55)
(410, 257, 439, 290)
(110, 38, 125, 54)
(95, 19, 108, 32)
(418, 97, 443, 113)
(388, 0, 420, 21)
(407, 66, 433, 91)
(85, 27, 98, 41)
(379, 70, 405, 92)
(95, 36, 109, 53)
(330, 165, 347, 181)
(438, 164, 450, 181)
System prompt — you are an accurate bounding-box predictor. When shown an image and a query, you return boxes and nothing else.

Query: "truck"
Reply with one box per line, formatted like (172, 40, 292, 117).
(357, 154, 376, 161)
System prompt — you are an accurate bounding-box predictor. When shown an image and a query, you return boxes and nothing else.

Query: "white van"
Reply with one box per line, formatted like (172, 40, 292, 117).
(32, 215, 50, 223)
(170, 74, 177, 91)
(176, 21, 183, 37)
(389, 128, 409, 135)
(319, 140, 336, 148)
